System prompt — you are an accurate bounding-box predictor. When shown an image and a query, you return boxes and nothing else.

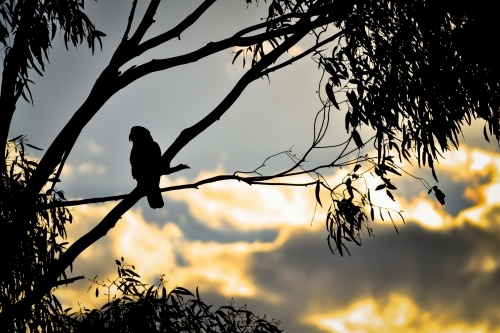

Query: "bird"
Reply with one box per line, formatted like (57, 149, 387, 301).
(129, 126, 164, 209)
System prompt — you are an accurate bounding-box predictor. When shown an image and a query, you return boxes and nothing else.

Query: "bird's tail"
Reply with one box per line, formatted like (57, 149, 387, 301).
(147, 188, 164, 209)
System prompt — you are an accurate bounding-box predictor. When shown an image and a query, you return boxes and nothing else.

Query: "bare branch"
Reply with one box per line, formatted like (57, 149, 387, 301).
(119, 16, 333, 87)
(122, 0, 138, 42)
(128, 0, 161, 46)
(137, 0, 218, 53)
(37, 173, 315, 210)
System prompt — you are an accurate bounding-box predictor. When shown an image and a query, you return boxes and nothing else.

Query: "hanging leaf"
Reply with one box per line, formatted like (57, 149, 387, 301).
(345, 178, 354, 199)
(353, 164, 361, 173)
(327, 235, 335, 254)
(326, 211, 332, 232)
(8, 135, 23, 142)
(386, 190, 395, 201)
(345, 112, 352, 132)
(326, 83, 340, 109)
(375, 184, 386, 191)
(336, 225, 343, 256)
(26, 143, 43, 150)
(346, 90, 357, 108)
(386, 182, 397, 190)
(352, 129, 364, 148)
(434, 188, 446, 205)
(315, 181, 322, 206)
(232, 49, 243, 64)
(484, 124, 490, 142)
(388, 211, 398, 233)
(95, 287, 99, 297)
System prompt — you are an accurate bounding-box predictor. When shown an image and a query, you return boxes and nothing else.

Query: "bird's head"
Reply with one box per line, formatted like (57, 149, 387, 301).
(129, 126, 152, 143)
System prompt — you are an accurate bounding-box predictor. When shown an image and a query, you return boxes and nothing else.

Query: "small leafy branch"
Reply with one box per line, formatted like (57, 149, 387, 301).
(63, 258, 282, 333)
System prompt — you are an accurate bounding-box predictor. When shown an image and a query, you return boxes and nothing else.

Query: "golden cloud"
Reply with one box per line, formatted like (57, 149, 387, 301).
(55, 144, 500, 315)
(163, 169, 326, 231)
(307, 294, 495, 333)
(160, 145, 500, 234)
(55, 202, 287, 309)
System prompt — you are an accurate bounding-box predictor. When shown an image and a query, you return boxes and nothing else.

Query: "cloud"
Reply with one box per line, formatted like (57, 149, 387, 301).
(162, 145, 500, 233)
(55, 202, 286, 309)
(162, 168, 324, 231)
(307, 294, 495, 333)
(54, 144, 500, 332)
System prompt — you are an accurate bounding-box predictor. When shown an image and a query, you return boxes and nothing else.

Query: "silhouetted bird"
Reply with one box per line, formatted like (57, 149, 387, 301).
(129, 126, 164, 209)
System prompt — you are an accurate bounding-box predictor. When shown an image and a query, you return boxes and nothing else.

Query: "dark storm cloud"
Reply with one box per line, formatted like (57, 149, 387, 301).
(235, 211, 500, 332)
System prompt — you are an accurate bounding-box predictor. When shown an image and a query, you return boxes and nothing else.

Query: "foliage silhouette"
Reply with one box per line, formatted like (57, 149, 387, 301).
(1, 137, 78, 332)
(60, 259, 281, 333)
(0, 0, 105, 171)
(1, 0, 499, 330)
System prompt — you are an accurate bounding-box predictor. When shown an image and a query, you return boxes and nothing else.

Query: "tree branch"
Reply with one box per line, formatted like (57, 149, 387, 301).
(261, 30, 344, 76)
(232, 12, 307, 38)
(0, 1, 38, 172)
(26, 66, 119, 202)
(128, 0, 161, 46)
(160, 22, 314, 167)
(122, 0, 138, 42)
(136, 0, 218, 54)
(36, 173, 321, 210)
(37, 163, 190, 209)
(4, 17, 315, 322)
(130, 14, 335, 86)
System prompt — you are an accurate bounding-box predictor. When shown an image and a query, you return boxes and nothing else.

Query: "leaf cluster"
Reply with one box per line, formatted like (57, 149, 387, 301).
(1, 136, 74, 332)
(319, 0, 500, 180)
(0, 0, 105, 103)
(317, 155, 410, 256)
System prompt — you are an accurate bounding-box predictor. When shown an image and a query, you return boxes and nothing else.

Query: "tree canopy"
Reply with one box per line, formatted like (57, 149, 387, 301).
(1, 0, 499, 331)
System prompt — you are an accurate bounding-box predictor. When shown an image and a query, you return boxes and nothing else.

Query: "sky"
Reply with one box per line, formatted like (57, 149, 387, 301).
(7, 1, 500, 332)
